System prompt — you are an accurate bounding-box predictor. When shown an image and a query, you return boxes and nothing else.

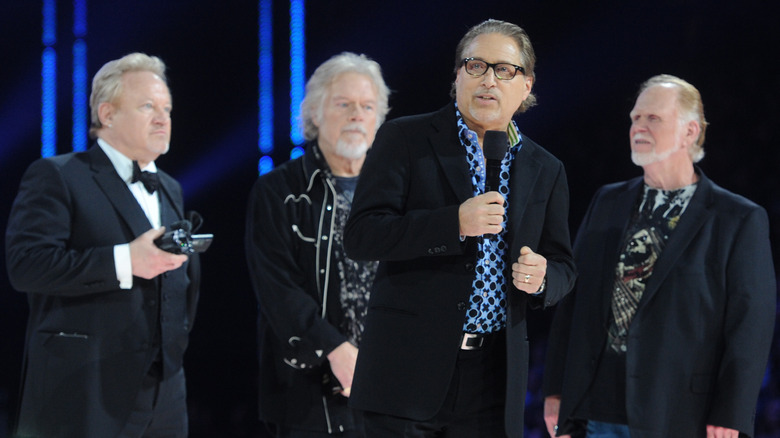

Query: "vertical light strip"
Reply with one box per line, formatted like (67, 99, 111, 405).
(41, 0, 57, 157)
(258, 0, 274, 174)
(290, 146, 304, 159)
(289, 0, 305, 146)
(72, 0, 88, 152)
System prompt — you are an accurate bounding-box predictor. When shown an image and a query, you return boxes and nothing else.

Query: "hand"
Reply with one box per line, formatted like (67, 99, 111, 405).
(458, 192, 505, 237)
(706, 425, 739, 438)
(512, 246, 547, 294)
(544, 396, 570, 438)
(327, 341, 358, 397)
(129, 227, 188, 279)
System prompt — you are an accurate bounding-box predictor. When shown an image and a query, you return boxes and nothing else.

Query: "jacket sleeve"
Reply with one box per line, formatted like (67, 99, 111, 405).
(528, 159, 577, 309)
(6, 158, 117, 295)
(542, 186, 603, 396)
(707, 205, 776, 434)
(344, 120, 465, 262)
(244, 173, 346, 368)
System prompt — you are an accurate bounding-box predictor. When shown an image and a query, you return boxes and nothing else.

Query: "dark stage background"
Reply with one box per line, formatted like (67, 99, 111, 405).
(1, 1, 779, 437)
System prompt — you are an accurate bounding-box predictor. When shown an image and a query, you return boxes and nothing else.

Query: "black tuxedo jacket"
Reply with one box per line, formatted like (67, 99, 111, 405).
(6, 145, 200, 438)
(344, 103, 576, 437)
(544, 170, 776, 437)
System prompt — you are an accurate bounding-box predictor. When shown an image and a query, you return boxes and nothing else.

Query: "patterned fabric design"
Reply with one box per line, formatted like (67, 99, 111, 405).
(456, 106, 523, 333)
(608, 183, 698, 352)
(332, 176, 378, 346)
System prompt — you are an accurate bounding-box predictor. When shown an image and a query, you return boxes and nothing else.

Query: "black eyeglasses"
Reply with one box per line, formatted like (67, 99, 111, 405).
(462, 57, 525, 80)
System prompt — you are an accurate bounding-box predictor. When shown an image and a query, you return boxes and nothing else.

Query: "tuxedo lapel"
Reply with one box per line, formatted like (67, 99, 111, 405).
(88, 146, 154, 238)
(157, 175, 184, 227)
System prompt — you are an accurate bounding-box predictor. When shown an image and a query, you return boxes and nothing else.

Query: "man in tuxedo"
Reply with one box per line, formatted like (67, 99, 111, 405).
(542, 75, 776, 438)
(6, 52, 200, 438)
(343, 19, 576, 437)
(245, 52, 390, 437)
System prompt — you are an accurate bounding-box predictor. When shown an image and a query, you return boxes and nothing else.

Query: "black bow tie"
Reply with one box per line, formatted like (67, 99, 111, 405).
(132, 161, 159, 194)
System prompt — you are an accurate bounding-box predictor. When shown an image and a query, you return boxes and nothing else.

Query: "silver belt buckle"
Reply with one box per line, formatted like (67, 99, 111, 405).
(460, 333, 484, 350)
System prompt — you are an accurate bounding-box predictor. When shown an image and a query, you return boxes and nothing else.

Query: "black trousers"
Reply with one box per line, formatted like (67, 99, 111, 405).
(118, 367, 188, 438)
(363, 330, 507, 437)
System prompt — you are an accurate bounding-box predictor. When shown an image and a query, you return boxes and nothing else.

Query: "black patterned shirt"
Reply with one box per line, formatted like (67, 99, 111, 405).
(332, 176, 377, 346)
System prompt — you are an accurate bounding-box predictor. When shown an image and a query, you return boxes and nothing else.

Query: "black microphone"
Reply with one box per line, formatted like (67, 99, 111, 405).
(483, 130, 508, 193)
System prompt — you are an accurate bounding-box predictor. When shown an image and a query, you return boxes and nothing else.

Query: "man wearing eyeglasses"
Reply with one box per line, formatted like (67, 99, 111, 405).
(344, 19, 575, 437)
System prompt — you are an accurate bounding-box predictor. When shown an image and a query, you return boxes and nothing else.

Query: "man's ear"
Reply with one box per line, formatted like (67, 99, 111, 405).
(98, 101, 114, 127)
(684, 120, 700, 147)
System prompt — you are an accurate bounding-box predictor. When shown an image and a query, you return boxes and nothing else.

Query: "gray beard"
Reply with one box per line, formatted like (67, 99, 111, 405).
(631, 148, 676, 167)
(335, 139, 368, 160)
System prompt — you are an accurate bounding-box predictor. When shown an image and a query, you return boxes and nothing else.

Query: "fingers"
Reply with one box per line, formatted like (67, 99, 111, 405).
(328, 342, 358, 397)
(146, 226, 166, 240)
(512, 246, 547, 294)
(543, 396, 561, 438)
(459, 193, 506, 237)
(130, 227, 188, 279)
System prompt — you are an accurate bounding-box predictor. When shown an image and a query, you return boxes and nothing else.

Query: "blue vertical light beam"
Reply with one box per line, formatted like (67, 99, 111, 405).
(258, 0, 274, 173)
(289, 0, 305, 146)
(72, 0, 88, 152)
(41, 0, 57, 157)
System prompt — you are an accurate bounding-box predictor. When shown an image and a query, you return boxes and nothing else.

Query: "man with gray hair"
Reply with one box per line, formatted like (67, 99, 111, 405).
(245, 51, 390, 437)
(542, 74, 775, 438)
(6, 52, 200, 437)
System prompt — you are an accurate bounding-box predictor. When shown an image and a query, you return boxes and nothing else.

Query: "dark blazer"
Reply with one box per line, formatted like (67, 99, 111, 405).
(543, 170, 776, 438)
(5, 145, 200, 438)
(344, 103, 576, 437)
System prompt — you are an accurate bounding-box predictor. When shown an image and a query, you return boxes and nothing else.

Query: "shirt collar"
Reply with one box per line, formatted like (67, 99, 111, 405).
(97, 138, 158, 184)
(453, 102, 522, 149)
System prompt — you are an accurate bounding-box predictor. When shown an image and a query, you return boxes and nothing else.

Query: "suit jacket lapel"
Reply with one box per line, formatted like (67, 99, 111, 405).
(428, 104, 474, 204)
(88, 145, 154, 238)
(506, 144, 541, 233)
(600, 178, 644, 323)
(639, 173, 712, 307)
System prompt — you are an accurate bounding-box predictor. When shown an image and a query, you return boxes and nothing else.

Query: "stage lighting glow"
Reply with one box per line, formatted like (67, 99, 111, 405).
(259, 155, 274, 175)
(72, 40, 88, 152)
(289, 0, 305, 146)
(258, 0, 273, 157)
(41, 0, 57, 157)
(41, 49, 57, 158)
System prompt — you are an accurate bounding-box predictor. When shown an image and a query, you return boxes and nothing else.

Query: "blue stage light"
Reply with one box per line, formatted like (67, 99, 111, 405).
(41, 49, 57, 158)
(42, 0, 56, 46)
(258, 0, 273, 157)
(72, 40, 88, 152)
(289, 0, 305, 146)
(259, 155, 274, 175)
(41, 0, 57, 157)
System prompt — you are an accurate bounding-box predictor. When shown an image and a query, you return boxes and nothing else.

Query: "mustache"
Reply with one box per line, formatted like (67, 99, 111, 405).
(341, 124, 368, 135)
(475, 90, 500, 99)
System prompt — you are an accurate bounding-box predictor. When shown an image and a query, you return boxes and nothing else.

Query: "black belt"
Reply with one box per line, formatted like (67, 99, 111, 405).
(460, 331, 500, 350)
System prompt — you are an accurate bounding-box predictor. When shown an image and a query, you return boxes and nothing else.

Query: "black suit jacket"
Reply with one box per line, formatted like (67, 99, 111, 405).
(543, 170, 776, 437)
(5, 145, 200, 438)
(344, 103, 576, 437)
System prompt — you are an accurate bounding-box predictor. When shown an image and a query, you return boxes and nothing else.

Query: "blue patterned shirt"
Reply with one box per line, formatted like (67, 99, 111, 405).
(456, 106, 523, 333)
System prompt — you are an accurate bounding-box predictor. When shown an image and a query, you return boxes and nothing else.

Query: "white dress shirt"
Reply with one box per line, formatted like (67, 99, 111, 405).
(97, 138, 161, 289)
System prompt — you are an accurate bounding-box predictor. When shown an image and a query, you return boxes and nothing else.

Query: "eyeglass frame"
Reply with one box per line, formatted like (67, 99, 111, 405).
(461, 57, 526, 80)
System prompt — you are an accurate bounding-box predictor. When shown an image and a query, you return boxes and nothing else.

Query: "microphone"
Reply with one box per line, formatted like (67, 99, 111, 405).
(483, 130, 508, 193)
